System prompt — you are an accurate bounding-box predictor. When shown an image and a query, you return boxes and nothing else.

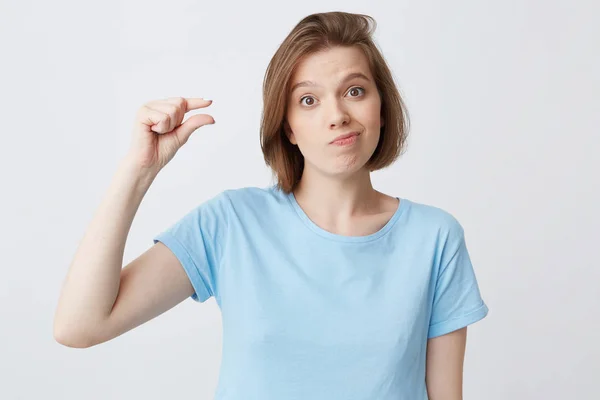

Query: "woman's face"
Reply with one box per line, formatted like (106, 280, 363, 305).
(285, 45, 384, 179)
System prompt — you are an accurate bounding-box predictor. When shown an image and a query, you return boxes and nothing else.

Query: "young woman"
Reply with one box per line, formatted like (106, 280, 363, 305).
(54, 11, 488, 400)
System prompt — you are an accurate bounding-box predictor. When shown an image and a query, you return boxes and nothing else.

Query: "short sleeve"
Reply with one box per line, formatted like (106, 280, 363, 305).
(152, 191, 229, 303)
(428, 220, 489, 338)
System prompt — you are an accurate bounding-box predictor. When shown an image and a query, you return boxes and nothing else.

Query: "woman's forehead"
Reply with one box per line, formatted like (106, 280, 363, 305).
(290, 48, 372, 89)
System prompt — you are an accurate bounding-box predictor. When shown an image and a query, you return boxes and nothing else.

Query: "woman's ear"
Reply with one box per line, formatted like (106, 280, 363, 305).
(284, 121, 297, 145)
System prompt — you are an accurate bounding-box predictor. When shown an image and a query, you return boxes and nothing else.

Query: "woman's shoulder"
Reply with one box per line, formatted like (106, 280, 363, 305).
(400, 197, 465, 236)
(203, 184, 285, 215)
(219, 183, 282, 204)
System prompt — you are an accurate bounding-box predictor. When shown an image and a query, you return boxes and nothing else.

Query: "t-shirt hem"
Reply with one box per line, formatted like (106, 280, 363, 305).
(153, 232, 211, 303)
(427, 303, 489, 339)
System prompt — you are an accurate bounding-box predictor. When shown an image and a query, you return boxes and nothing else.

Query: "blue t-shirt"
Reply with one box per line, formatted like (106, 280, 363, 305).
(153, 184, 489, 399)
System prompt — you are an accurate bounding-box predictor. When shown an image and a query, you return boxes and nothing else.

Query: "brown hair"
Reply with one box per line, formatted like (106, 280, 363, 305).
(260, 11, 410, 194)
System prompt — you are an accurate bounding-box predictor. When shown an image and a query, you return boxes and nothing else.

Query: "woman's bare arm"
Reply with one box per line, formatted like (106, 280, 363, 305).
(53, 157, 191, 348)
(53, 97, 214, 348)
(425, 327, 468, 400)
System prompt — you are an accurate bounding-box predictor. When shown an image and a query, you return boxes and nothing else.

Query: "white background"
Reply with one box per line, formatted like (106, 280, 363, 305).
(1, 0, 598, 398)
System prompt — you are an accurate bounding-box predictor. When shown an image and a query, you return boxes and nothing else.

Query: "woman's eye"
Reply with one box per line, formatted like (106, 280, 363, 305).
(347, 87, 365, 97)
(300, 96, 315, 106)
(299, 87, 365, 107)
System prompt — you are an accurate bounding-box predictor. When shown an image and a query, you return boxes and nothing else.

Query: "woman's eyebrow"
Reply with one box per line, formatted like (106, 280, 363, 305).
(290, 72, 371, 94)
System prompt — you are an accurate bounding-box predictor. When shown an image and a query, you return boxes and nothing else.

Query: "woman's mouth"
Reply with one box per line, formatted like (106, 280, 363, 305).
(330, 132, 360, 146)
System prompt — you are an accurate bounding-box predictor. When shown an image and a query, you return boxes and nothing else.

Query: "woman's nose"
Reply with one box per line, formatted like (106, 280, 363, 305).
(328, 99, 350, 128)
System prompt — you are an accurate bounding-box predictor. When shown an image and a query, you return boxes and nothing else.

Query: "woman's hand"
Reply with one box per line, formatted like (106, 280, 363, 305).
(127, 97, 215, 172)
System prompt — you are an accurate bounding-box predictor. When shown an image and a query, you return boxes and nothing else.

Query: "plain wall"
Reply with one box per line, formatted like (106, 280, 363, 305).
(1, 0, 598, 398)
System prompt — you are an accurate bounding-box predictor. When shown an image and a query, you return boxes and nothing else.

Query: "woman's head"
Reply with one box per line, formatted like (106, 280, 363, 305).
(260, 11, 410, 194)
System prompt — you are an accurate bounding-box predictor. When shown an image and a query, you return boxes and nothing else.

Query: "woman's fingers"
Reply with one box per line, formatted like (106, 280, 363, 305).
(174, 113, 215, 145)
(144, 97, 213, 133)
(181, 97, 213, 112)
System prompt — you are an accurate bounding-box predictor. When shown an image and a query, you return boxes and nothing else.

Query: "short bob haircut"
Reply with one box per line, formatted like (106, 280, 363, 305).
(260, 11, 410, 194)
